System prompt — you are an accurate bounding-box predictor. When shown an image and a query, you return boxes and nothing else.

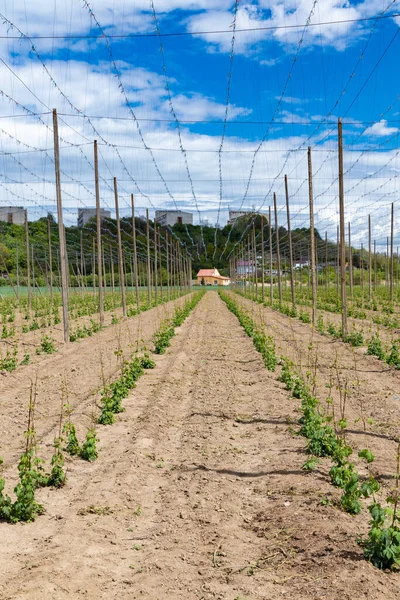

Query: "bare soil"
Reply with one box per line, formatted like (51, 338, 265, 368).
(1, 291, 399, 599)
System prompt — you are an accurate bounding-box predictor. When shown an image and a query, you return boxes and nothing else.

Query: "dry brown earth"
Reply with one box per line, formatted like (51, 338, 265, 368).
(0, 291, 399, 599)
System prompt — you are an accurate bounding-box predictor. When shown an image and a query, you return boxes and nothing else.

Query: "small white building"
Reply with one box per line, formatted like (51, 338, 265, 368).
(155, 210, 193, 227)
(0, 206, 27, 225)
(78, 208, 111, 228)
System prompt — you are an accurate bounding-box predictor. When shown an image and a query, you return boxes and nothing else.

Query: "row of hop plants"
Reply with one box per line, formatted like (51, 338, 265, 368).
(219, 290, 400, 571)
(153, 291, 205, 355)
(236, 288, 400, 367)
(0, 335, 56, 372)
(0, 289, 204, 523)
(218, 291, 277, 371)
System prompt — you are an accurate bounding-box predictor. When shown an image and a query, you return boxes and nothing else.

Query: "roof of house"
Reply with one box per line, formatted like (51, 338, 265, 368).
(197, 268, 219, 277)
(196, 269, 230, 281)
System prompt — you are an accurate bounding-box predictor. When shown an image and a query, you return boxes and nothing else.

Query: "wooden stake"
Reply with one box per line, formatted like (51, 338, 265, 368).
(52, 109, 69, 342)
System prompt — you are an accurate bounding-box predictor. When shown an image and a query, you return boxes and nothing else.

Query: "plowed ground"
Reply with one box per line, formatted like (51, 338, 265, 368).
(1, 291, 399, 599)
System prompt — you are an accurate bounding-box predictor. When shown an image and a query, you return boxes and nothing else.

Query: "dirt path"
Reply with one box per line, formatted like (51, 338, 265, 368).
(1, 291, 400, 599)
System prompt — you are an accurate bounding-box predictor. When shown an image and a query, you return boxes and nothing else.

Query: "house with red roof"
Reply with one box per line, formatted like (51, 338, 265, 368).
(196, 268, 230, 286)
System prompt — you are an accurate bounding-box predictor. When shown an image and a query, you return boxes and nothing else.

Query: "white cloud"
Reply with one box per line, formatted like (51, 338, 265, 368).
(364, 119, 399, 137)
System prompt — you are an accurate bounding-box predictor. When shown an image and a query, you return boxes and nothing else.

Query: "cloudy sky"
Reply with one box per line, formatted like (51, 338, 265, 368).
(0, 0, 399, 252)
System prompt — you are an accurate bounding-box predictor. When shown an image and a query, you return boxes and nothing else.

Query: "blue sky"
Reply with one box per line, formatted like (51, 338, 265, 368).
(0, 0, 399, 250)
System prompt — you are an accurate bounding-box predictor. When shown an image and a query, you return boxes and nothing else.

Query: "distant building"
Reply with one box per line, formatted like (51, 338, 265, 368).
(155, 210, 193, 227)
(237, 259, 256, 276)
(227, 210, 268, 225)
(78, 208, 111, 228)
(196, 268, 230, 286)
(0, 206, 27, 225)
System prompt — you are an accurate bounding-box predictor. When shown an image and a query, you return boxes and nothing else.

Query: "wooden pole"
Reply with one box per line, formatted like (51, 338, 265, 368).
(52, 108, 69, 342)
(273, 193, 282, 304)
(390, 202, 394, 301)
(338, 118, 347, 338)
(94, 141, 104, 324)
(308, 146, 317, 324)
(113, 177, 126, 316)
(285, 174, 295, 305)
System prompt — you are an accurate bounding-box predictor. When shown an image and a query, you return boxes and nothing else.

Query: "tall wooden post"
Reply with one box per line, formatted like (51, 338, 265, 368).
(269, 206, 273, 303)
(390, 202, 394, 301)
(285, 174, 295, 305)
(146, 209, 151, 304)
(52, 109, 69, 342)
(308, 146, 317, 325)
(113, 177, 126, 316)
(94, 141, 104, 324)
(368, 214, 372, 302)
(130, 194, 140, 308)
(273, 193, 282, 304)
(338, 118, 347, 338)
(261, 215, 265, 302)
